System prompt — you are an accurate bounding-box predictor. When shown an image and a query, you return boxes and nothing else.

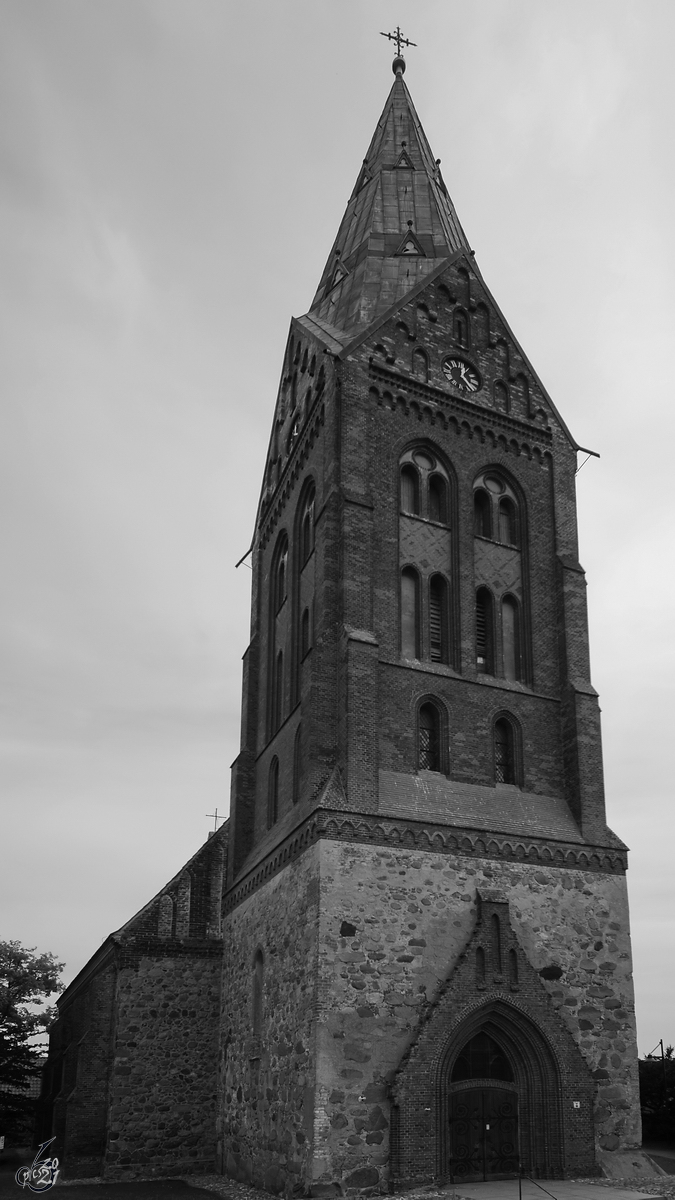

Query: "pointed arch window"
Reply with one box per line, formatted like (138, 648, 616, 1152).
(300, 607, 311, 659)
(400, 464, 420, 515)
(494, 380, 509, 412)
(452, 1033, 513, 1083)
(494, 717, 516, 784)
(418, 702, 441, 772)
(252, 949, 264, 1035)
(428, 474, 448, 524)
(400, 568, 420, 659)
(499, 497, 517, 546)
(272, 651, 284, 732)
(267, 757, 279, 828)
(300, 486, 315, 566)
(501, 595, 521, 682)
(453, 309, 469, 348)
(476, 588, 494, 674)
(274, 543, 288, 612)
(293, 726, 302, 805)
(412, 348, 428, 382)
(474, 489, 491, 538)
(491, 913, 502, 973)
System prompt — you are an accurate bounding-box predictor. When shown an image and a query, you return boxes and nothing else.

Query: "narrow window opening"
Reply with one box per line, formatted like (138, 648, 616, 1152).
(400, 465, 420, 515)
(300, 491, 315, 565)
(418, 702, 440, 772)
(473, 489, 491, 538)
(454, 311, 469, 347)
(494, 718, 515, 784)
(428, 475, 448, 524)
(272, 652, 283, 732)
(491, 913, 502, 973)
(252, 950, 264, 1034)
(275, 549, 287, 611)
(476, 588, 494, 674)
(400, 569, 420, 659)
(502, 596, 521, 682)
(293, 726, 301, 805)
(267, 758, 279, 828)
(499, 498, 517, 545)
(509, 948, 519, 987)
(429, 576, 447, 664)
(412, 348, 428, 382)
(476, 946, 486, 986)
(301, 608, 311, 659)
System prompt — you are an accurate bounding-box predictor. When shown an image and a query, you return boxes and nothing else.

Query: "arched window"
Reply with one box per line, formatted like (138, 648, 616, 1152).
(499, 498, 517, 545)
(400, 568, 420, 659)
(428, 474, 448, 524)
(476, 946, 486, 986)
(272, 651, 284, 732)
(267, 757, 279, 828)
(252, 949, 264, 1035)
(453, 309, 469, 347)
(274, 543, 288, 611)
(429, 575, 448, 664)
(494, 380, 509, 411)
(509, 948, 519, 987)
(400, 464, 420, 515)
(474, 489, 491, 538)
(494, 717, 515, 784)
(300, 607, 311, 659)
(418, 702, 441, 772)
(412, 348, 428, 382)
(293, 726, 302, 804)
(501, 596, 521, 682)
(300, 487, 315, 565)
(476, 588, 494, 674)
(452, 1032, 513, 1083)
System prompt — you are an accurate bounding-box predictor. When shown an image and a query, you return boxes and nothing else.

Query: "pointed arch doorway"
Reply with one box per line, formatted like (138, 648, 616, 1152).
(440, 1003, 565, 1181)
(447, 1033, 519, 1181)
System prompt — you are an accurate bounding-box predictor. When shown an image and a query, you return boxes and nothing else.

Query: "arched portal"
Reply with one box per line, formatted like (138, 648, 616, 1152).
(439, 1001, 565, 1181)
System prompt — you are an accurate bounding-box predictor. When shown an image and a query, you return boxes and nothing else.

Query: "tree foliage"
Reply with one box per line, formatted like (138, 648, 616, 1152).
(639, 1046, 675, 1142)
(0, 941, 64, 1138)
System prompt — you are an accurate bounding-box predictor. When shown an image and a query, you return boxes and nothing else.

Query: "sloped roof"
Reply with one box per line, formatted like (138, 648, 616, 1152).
(307, 64, 472, 340)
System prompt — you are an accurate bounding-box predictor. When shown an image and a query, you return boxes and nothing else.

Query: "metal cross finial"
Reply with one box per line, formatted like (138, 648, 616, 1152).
(380, 26, 417, 57)
(206, 807, 225, 832)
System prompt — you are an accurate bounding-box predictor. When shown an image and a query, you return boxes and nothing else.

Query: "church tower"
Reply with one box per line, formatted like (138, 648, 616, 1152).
(221, 52, 641, 1191)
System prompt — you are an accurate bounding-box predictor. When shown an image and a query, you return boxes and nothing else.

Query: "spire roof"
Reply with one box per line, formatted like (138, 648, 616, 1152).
(305, 63, 472, 343)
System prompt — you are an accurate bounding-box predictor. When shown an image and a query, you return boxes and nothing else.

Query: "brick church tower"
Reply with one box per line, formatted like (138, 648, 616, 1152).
(220, 53, 642, 1191)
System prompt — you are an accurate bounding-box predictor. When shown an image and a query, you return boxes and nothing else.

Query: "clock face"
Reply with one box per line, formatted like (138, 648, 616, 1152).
(442, 357, 481, 394)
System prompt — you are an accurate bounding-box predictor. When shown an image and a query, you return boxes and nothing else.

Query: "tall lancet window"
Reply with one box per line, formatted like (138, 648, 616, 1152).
(398, 447, 455, 666)
(473, 471, 529, 683)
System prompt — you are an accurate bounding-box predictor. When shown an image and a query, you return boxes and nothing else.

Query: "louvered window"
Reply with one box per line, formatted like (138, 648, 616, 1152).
(502, 596, 520, 682)
(476, 588, 493, 674)
(400, 569, 420, 659)
(428, 474, 447, 523)
(474, 489, 491, 538)
(429, 575, 447, 663)
(499, 498, 517, 545)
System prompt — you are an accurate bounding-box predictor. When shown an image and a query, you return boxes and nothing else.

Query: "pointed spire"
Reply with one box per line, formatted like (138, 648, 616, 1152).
(305, 69, 472, 343)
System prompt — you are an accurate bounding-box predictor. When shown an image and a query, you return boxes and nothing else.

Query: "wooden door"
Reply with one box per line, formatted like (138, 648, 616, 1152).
(448, 1087, 518, 1181)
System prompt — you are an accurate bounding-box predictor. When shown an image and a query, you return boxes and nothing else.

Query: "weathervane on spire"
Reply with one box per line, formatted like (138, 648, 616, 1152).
(380, 25, 417, 60)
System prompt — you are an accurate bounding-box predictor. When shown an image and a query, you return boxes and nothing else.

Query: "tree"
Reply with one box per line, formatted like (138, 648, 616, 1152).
(639, 1046, 675, 1143)
(0, 941, 64, 1143)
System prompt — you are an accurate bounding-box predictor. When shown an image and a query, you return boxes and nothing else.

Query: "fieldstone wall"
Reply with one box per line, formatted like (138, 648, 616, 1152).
(219, 845, 321, 1194)
(105, 944, 222, 1179)
(312, 839, 640, 1190)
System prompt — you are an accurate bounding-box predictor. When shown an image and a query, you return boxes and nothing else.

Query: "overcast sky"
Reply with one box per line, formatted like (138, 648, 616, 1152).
(1, 0, 673, 1057)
